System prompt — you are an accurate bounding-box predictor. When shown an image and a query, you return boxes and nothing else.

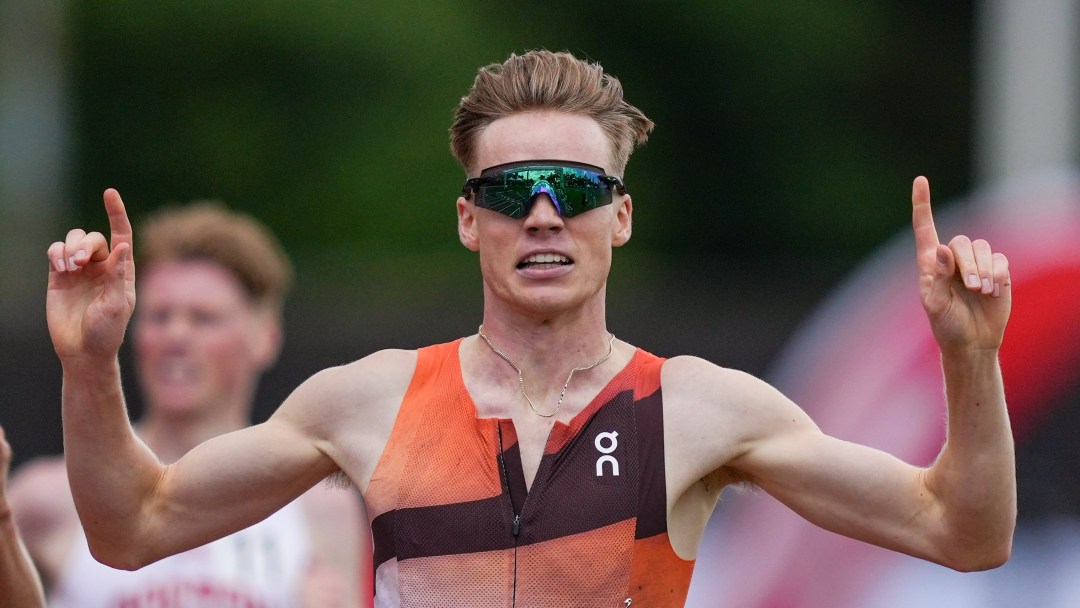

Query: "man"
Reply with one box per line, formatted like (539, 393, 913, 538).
(43, 50, 1014, 606)
(15, 203, 366, 607)
(1, 424, 46, 608)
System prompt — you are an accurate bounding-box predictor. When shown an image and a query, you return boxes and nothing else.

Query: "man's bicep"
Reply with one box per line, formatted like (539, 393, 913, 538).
(166, 362, 353, 506)
(664, 357, 820, 487)
(666, 357, 946, 560)
(721, 385, 824, 484)
(716, 374, 922, 517)
(165, 416, 331, 499)
(733, 422, 945, 559)
(665, 359, 915, 511)
(144, 402, 335, 561)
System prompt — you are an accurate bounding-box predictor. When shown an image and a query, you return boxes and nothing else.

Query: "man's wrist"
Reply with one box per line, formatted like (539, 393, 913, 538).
(940, 345, 1001, 367)
(61, 355, 122, 381)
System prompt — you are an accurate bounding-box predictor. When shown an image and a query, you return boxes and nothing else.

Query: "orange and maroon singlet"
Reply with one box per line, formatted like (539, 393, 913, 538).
(365, 340, 694, 607)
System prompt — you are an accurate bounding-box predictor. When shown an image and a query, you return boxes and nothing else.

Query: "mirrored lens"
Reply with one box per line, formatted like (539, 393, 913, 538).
(469, 165, 617, 218)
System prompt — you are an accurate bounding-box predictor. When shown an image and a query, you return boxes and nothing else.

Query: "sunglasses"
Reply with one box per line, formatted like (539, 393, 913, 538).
(462, 160, 626, 219)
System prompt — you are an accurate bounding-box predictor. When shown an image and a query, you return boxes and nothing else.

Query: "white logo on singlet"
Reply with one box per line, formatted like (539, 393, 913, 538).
(595, 431, 620, 477)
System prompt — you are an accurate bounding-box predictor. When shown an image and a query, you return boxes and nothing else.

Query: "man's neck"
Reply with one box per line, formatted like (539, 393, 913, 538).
(480, 298, 613, 379)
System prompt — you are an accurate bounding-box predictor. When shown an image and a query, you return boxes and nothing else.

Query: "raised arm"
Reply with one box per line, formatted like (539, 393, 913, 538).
(909, 175, 1015, 565)
(46, 189, 155, 565)
(45, 191, 339, 569)
(0, 425, 46, 608)
(665, 177, 1014, 571)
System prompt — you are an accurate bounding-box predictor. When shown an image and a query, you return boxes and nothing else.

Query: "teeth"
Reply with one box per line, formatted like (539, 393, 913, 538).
(160, 360, 195, 383)
(522, 253, 570, 264)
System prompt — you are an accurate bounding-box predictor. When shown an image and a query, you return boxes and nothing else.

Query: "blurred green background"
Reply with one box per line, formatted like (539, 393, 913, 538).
(3, 0, 975, 462)
(70, 1, 972, 259)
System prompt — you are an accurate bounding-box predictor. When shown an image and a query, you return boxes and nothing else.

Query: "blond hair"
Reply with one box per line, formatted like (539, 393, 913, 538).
(450, 50, 654, 176)
(137, 202, 293, 313)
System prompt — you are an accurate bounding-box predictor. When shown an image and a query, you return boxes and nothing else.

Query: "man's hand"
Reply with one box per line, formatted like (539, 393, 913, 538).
(46, 189, 136, 362)
(913, 176, 1011, 353)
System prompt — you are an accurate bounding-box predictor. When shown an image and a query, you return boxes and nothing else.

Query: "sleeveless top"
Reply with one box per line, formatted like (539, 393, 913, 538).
(50, 499, 312, 608)
(365, 340, 694, 607)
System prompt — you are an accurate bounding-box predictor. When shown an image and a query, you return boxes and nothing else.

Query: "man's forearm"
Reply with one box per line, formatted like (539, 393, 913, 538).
(929, 348, 1016, 568)
(61, 358, 163, 560)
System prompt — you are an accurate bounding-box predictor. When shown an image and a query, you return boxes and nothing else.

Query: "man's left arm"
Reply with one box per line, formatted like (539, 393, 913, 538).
(665, 177, 1014, 571)
(0, 425, 47, 608)
(912, 174, 1015, 568)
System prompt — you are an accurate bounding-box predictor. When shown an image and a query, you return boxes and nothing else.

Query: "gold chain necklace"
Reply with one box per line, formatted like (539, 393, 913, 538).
(477, 324, 616, 418)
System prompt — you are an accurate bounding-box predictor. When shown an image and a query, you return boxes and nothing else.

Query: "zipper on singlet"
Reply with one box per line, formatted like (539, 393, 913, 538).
(496, 423, 520, 607)
(497, 422, 632, 608)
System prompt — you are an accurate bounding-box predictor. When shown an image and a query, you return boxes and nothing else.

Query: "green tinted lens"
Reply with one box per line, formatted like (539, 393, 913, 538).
(467, 163, 620, 218)
(475, 181, 531, 218)
(555, 168, 610, 217)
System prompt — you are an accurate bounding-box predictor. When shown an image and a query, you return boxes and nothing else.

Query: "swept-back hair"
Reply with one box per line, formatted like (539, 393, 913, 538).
(450, 50, 654, 176)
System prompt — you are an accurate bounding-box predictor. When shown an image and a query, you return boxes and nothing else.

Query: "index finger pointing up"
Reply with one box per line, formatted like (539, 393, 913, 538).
(912, 176, 941, 261)
(103, 188, 133, 253)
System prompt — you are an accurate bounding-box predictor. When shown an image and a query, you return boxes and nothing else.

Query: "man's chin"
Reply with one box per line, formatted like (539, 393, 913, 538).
(144, 393, 207, 417)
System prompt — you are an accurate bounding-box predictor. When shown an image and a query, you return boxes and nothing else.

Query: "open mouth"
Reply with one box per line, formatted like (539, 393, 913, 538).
(155, 360, 198, 385)
(517, 252, 573, 270)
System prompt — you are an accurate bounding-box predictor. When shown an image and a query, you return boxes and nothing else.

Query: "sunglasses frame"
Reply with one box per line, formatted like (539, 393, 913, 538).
(462, 159, 627, 219)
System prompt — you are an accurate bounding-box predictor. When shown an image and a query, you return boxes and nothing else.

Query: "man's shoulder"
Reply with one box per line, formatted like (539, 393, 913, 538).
(337, 348, 421, 395)
(287, 348, 422, 434)
(658, 355, 785, 425)
(308, 348, 420, 392)
(660, 354, 745, 391)
(315, 340, 469, 396)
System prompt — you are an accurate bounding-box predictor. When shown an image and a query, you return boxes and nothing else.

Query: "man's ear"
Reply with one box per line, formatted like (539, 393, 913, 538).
(457, 196, 480, 251)
(612, 195, 632, 247)
(251, 310, 284, 371)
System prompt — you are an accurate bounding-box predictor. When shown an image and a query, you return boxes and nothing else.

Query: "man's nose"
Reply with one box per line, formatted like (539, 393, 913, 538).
(523, 192, 564, 230)
(160, 315, 194, 340)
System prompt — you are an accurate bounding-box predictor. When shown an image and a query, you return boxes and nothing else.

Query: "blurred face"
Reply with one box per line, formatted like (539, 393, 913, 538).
(457, 111, 632, 317)
(133, 260, 278, 418)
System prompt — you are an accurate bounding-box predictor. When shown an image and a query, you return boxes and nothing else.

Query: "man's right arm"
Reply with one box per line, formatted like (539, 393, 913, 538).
(46, 191, 351, 570)
(47, 188, 144, 567)
(60, 361, 341, 569)
(77, 349, 411, 571)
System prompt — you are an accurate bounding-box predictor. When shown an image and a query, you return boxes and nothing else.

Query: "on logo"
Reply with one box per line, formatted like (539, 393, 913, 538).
(595, 431, 620, 477)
